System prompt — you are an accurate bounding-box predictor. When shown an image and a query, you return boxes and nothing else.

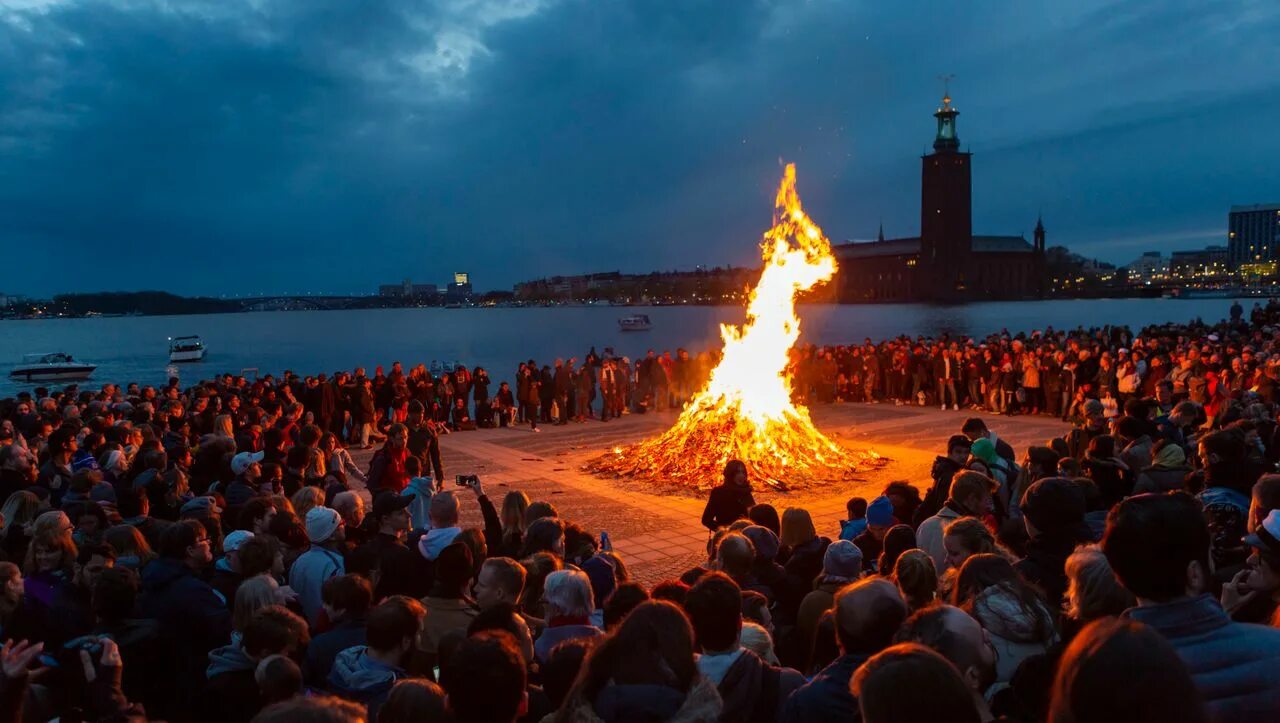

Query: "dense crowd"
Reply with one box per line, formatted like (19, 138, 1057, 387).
(0, 300, 1277, 721)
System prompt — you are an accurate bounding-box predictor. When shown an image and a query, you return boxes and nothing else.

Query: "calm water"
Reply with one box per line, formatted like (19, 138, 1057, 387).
(0, 298, 1249, 397)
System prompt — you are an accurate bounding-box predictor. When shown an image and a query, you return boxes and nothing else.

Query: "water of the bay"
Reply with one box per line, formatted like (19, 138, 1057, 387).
(0, 298, 1253, 396)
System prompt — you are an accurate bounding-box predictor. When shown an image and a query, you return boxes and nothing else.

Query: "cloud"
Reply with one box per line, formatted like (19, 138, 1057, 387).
(0, 0, 1277, 296)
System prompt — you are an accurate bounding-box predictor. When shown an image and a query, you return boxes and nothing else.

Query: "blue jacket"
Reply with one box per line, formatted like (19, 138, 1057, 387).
(1126, 594, 1280, 722)
(288, 546, 345, 625)
(781, 652, 870, 723)
(328, 646, 404, 721)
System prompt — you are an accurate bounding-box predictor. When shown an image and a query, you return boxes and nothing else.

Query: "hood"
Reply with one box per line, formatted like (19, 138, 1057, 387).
(328, 646, 401, 696)
(972, 585, 1053, 644)
(206, 643, 255, 678)
(405, 477, 434, 495)
(417, 526, 461, 560)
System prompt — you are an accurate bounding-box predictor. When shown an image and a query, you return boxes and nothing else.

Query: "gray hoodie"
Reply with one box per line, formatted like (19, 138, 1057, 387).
(328, 645, 404, 718)
(206, 642, 255, 679)
(417, 526, 461, 561)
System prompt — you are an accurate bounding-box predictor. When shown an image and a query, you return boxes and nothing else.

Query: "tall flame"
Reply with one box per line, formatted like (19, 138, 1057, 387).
(589, 164, 876, 491)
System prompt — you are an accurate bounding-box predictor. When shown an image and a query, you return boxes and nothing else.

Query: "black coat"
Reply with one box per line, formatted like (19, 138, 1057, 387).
(701, 483, 755, 530)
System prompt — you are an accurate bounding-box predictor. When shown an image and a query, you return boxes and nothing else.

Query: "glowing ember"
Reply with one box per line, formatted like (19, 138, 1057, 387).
(589, 164, 880, 492)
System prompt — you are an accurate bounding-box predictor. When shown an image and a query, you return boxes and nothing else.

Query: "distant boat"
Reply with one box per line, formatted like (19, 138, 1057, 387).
(168, 335, 207, 363)
(9, 352, 97, 382)
(618, 314, 652, 332)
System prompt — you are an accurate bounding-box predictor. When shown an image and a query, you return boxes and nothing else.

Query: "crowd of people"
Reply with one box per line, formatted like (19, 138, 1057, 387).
(0, 299, 1277, 720)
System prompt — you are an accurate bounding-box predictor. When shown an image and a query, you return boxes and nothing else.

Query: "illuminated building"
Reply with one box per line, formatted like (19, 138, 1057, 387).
(1228, 204, 1280, 273)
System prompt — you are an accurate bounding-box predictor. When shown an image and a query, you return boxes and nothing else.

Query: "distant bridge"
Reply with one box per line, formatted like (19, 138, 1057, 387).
(237, 296, 378, 312)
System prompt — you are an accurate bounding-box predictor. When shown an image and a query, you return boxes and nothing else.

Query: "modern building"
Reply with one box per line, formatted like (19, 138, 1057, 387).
(833, 92, 1045, 302)
(1125, 252, 1168, 284)
(1170, 246, 1230, 280)
(378, 279, 438, 298)
(1228, 204, 1280, 275)
(446, 272, 474, 302)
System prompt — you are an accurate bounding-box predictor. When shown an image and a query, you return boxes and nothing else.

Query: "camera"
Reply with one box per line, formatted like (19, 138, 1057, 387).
(455, 474, 479, 487)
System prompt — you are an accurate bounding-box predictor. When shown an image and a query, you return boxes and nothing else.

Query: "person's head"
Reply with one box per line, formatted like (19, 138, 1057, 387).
(238, 534, 283, 578)
(834, 578, 908, 656)
(747, 503, 781, 536)
(1250, 474, 1280, 534)
(602, 582, 649, 631)
(253, 695, 365, 723)
(442, 630, 528, 723)
(943, 517, 999, 571)
(723, 459, 747, 487)
(291, 486, 325, 520)
(846, 496, 868, 521)
(435, 542, 475, 596)
(305, 506, 345, 547)
(779, 508, 817, 548)
(852, 643, 981, 723)
(540, 638, 595, 710)
(0, 562, 22, 607)
(367, 595, 427, 663)
(1049, 617, 1208, 723)
(331, 491, 364, 529)
(650, 579, 690, 606)
(475, 557, 527, 611)
(386, 423, 408, 449)
(255, 654, 303, 707)
(1171, 400, 1200, 426)
(948, 471, 997, 516)
(320, 574, 373, 623)
(542, 568, 593, 619)
(1021, 477, 1087, 539)
(429, 490, 461, 529)
(1102, 492, 1211, 603)
(961, 418, 989, 442)
(1064, 545, 1135, 623)
(520, 517, 565, 559)
(893, 549, 938, 612)
(684, 572, 742, 653)
(878, 525, 917, 574)
(90, 566, 138, 623)
(714, 532, 756, 578)
(524, 500, 558, 526)
(1241, 509, 1280, 602)
(500, 491, 530, 536)
(896, 604, 997, 697)
(25, 530, 77, 576)
(238, 497, 277, 535)
(1026, 446, 1062, 481)
(947, 434, 973, 465)
(234, 574, 281, 633)
(242, 605, 310, 661)
(1197, 429, 1245, 486)
(575, 600, 697, 700)
(74, 542, 116, 590)
(379, 679, 447, 723)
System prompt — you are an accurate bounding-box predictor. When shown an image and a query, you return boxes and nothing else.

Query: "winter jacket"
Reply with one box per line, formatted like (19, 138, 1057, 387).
(418, 596, 480, 659)
(304, 617, 367, 687)
(837, 518, 866, 542)
(1133, 464, 1191, 494)
(1119, 435, 1154, 476)
(352, 533, 430, 600)
(701, 484, 755, 531)
(534, 622, 603, 664)
(700, 649, 804, 723)
(204, 643, 262, 723)
(556, 675, 722, 723)
(138, 557, 232, 716)
(781, 537, 830, 593)
(916, 504, 965, 571)
(915, 456, 963, 527)
(288, 545, 345, 625)
(794, 580, 845, 666)
(780, 652, 870, 723)
(1127, 595, 1280, 723)
(328, 646, 405, 721)
(403, 477, 434, 530)
(1013, 531, 1079, 607)
(970, 585, 1057, 688)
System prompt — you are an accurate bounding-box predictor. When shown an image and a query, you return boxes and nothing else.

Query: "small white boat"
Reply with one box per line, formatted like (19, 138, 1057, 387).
(618, 314, 652, 332)
(9, 353, 97, 383)
(168, 336, 206, 363)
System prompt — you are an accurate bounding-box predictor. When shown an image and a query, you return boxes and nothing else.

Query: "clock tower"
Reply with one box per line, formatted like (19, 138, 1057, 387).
(919, 90, 973, 301)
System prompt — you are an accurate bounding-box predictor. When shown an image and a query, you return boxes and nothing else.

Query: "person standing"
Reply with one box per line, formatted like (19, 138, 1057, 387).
(701, 460, 755, 531)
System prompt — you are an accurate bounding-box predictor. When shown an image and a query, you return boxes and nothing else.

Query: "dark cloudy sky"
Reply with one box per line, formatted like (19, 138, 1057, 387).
(2, 0, 1278, 297)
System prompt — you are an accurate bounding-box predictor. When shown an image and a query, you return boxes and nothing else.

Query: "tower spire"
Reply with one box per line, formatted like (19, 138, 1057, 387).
(933, 74, 960, 153)
(877, 221, 885, 243)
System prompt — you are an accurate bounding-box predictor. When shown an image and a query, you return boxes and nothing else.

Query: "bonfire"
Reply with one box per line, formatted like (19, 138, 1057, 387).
(588, 164, 881, 492)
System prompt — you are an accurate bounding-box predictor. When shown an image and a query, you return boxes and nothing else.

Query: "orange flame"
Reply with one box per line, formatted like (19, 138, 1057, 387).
(589, 164, 877, 491)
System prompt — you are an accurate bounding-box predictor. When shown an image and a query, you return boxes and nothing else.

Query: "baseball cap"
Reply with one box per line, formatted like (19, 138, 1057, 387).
(224, 530, 255, 553)
(371, 491, 414, 519)
(1244, 509, 1280, 556)
(231, 451, 265, 476)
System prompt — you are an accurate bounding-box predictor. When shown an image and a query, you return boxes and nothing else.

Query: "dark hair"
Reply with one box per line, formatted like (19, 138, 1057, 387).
(740, 590, 769, 626)
(684, 572, 742, 652)
(379, 680, 447, 723)
(238, 498, 275, 531)
(573, 601, 697, 701)
(238, 535, 280, 578)
(519, 518, 564, 558)
(895, 605, 981, 674)
(603, 582, 649, 631)
(541, 638, 596, 710)
(1253, 474, 1280, 517)
(115, 487, 147, 519)
(852, 643, 981, 723)
(242, 605, 310, 658)
(257, 655, 302, 706)
(1102, 493, 1210, 602)
(952, 554, 1054, 642)
(877, 525, 916, 575)
(1049, 618, 1208, 723)
(846, 497, 869, 519)
(467, 602, 526, 642)
(367, 596, 426, 652)
(157, 519, 205, 558)
(91, 567, 139, 622)
(650, 579, 690, 606)
(747, 504, 781, 536)
(1087, 434, 1116, 459)
(961, 418, 989, 436)
(434, 542, 475, 594)
(321, 574, 373, 617)
(441, 631, 527, 723)
(947, 435, 973, 454)
(77, 542, 116, 566)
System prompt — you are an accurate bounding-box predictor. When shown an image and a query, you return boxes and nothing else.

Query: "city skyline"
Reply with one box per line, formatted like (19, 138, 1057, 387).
(2, 1, 1279, 298)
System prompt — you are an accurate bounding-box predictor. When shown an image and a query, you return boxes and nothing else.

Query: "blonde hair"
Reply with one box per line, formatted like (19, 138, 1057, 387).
(740, 622, 779, 665)
(234, 575, 280, 633)
(290, 487, 325, 520)
(501, 491, 530, 539)
(779, 508, 817, 548)
(0, 492, 40, 536)
(1064, 545, 1135, 622)
(214, 415, 234, 438)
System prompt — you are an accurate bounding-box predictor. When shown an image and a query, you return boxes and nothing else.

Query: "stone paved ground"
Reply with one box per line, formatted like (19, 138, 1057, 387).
(351, 403, 1069, 586)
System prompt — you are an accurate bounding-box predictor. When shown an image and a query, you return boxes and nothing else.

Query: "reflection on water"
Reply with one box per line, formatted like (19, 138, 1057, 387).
(0, 298, 1250, 395)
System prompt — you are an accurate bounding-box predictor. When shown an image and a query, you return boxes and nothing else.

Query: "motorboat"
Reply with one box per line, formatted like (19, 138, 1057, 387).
(9, 353, 97, 383)
(618, 314, 652, 332)
(168, 335, 207, 363)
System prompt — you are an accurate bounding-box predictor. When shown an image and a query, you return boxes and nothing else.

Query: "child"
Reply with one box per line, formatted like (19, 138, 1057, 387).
(402, 456, 435, 532)
(839, 497, 868, 542)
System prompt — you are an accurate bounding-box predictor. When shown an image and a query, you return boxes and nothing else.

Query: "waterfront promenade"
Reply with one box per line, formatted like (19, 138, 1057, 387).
(352, 404, 1070, 584)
